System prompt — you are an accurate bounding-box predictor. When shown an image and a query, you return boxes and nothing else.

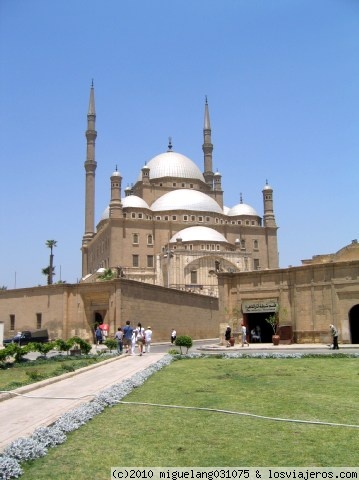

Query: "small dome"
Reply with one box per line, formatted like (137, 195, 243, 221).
(151, 189, 223, 213)
(170, 226, 228, 243)
(137, 151, 205, 182)
(111, 170, 121, 177)
(121, 195, 150, 209)
(100, 195, 150, 220)
(227, 203, 259, 217)
(100, 206, 110, 220)
(263, 180, 273, 191)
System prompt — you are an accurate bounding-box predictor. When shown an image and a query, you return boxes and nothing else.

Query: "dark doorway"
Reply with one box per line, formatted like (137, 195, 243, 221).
(246, 312, 276, 343)
(94, 312, 103, 326)
(349, 304, 359, 343)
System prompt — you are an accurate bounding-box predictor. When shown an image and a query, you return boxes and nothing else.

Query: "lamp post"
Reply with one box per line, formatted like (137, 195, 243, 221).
(164, 244, 174, 288)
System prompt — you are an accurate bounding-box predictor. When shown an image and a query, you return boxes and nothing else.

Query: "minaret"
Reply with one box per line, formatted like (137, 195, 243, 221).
(82, 81, 97, 276)
(202, 96, 214, 188)
(214, 170, 222, 191)
(109, 166, 123, 218)
(262, 180, 276, 227)
(262, 180, 278, 269)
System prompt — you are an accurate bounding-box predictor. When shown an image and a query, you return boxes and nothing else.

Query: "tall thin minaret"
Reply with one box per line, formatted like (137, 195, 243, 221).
(82, 81, 97, 275)
(202, 96, 214, 188)
(262, 180, 276, 227)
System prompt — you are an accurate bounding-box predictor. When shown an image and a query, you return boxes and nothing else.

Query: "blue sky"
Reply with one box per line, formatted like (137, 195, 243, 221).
(0, 0, 358, 289)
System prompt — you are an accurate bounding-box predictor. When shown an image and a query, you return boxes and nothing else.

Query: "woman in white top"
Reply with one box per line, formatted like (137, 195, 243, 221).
(136, 322, 145, 356)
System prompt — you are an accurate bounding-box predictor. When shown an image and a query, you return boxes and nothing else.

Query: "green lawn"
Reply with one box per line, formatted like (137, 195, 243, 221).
(17, 357, 359, 478)
(0, 355, 113, 391)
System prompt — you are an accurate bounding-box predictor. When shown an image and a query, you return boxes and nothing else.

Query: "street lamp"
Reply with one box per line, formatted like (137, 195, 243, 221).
(164, 244, 174, 288)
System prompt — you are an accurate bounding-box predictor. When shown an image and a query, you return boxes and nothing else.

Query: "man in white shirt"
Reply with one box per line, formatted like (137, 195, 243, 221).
(144, 326, 153, 353)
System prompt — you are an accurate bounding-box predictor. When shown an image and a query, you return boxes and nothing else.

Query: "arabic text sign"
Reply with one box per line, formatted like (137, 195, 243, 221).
(242, 300, 278, 314)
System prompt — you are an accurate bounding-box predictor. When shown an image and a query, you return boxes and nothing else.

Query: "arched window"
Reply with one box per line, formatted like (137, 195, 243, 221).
(132, 233, 139, 244)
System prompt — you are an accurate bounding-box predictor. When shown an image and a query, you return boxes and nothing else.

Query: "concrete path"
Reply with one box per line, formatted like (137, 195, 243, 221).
(0, 352, 166, 452)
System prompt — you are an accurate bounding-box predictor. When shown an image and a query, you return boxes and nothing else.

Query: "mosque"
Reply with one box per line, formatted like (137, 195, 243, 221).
(81, 84, 279, 296)
(1, 85, 357, 345)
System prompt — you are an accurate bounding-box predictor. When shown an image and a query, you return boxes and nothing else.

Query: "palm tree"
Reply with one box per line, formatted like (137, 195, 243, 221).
(45, 240, 57, 285)
(42, 266, 56, 284)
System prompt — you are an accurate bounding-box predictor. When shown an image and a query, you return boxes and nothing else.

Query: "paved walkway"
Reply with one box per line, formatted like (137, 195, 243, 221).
(0, 352, 166, 452)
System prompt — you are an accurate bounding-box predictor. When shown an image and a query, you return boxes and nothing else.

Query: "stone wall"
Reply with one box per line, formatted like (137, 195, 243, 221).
(0, 279, 219, 343)
(217, 260, 359, 344)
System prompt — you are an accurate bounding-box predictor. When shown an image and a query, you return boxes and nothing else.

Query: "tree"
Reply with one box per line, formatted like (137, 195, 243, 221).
(45, 240, 57, 285)
(175, 335, 193, 354)
(97, 268, 114, 281)
(41, 266, 55, 284)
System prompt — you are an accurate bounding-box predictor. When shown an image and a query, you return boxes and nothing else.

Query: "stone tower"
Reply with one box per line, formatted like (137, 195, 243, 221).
(262, 180, 276, 228)
(202, 97, 214, 188)
(82, 82, 97, 276)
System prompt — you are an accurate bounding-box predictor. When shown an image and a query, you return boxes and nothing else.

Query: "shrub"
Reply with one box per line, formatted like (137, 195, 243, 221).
(168, 348, 180, 355)
(25, 369, 44, 381)
(67, 337, 92, 355)
(0, 343, 27, 364)
(54, 338, 73, 355)
(28, 341, 56, 357)
(60, 363, 76, 373)
(175, 335, 193, 354)
(104, 338, 117, 352)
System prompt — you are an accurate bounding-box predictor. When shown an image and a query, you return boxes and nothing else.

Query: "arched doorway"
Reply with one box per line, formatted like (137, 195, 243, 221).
(349, 304, 359, 343)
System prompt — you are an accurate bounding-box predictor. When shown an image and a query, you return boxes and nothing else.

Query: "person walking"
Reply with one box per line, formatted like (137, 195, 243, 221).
(224, 325, 231, 347)
(144, 326, 152, 353)
(241, 323, 249, 347)
(114, 327, 123, 355)
(329, 324, 339, 349)
(123, 321, 133, 354)
(136, 322, 145, 356)
(171, 329, 177, 344)
(95, 326, 103, 345)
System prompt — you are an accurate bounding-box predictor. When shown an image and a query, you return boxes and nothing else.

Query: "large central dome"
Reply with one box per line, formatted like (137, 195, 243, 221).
(138, 151, 205, 181)
(170, 226, 228, 243)
(151, 189, 223, 213)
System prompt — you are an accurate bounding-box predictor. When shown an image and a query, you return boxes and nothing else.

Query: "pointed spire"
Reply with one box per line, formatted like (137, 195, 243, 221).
(204, 95, 211, 130)
(88, 80, 96, 116)
(240, 193, 243, 204)
(203, 96, 214, 183)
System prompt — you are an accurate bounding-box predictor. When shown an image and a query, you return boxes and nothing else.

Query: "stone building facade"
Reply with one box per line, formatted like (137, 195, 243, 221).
(218, 240, 359, 344)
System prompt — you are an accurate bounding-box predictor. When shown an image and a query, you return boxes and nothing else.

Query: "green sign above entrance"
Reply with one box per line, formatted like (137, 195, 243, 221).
(242, 300, 278, 313)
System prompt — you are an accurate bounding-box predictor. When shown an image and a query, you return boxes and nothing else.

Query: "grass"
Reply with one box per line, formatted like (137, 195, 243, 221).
(0, 354, 114, 391)
(15, 357, 359, 478)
